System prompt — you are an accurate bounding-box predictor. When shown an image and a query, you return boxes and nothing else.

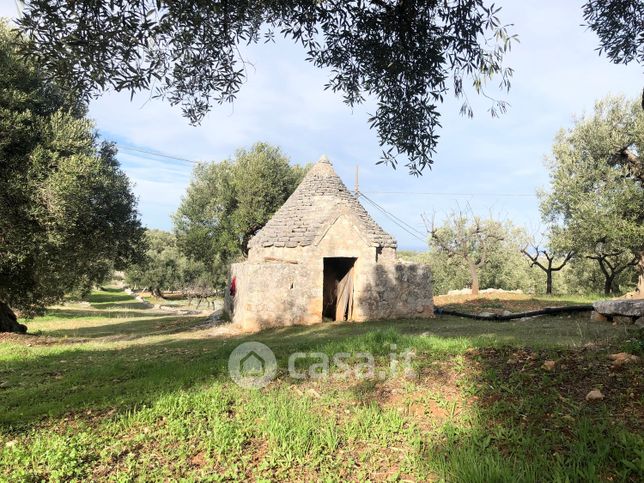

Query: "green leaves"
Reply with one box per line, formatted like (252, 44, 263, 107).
(16, 0, 516, 174)
(0, 22, 145, 316)
(173, 142, 306, 288)
(125, 230, 208, 293)
(583, 0, 644, 66)
(541, 95, 644, 294)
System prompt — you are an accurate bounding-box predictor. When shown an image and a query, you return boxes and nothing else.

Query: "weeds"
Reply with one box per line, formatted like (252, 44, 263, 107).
(0, 289, 641, 481)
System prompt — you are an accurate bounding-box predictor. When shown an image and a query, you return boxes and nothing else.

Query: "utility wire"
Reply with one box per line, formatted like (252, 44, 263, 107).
(359, 193, 426, 238)
(365, 203, 426, 243)
(358, 193, 427, 243)
(115, 143, 199, 164)
(363, 191, 536, 197)
(112, 147, 535, 199)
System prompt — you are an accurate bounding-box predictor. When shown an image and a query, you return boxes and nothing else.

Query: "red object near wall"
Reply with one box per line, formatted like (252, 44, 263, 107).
(229, 276, 237, 297)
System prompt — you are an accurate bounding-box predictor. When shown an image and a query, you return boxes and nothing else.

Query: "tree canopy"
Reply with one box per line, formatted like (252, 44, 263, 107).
(125, 229, 211, 297)
(583, 0, 644, 67)
(173, 142, 307, 288)
(15, 0, 516, 174)
(540, 96, 644, 295)
(0, 21, 145, 331)
(13, 1, 644, 172)
(424, 209, 506, 295)
(404, 218, 545, 295)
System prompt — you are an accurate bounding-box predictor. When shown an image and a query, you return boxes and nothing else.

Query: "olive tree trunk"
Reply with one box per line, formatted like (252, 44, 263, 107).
(468, 260, 480, 296)
(637, 252, 644, 298)
(0, 302, 27, 333)
(604, 275, 616, 296)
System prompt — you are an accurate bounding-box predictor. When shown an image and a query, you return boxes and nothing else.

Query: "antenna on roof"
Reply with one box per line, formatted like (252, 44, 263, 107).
(354, 165, 360, 196)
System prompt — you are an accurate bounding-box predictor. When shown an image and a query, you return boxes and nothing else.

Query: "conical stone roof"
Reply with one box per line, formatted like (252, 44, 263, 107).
(249, 156, 397, 249)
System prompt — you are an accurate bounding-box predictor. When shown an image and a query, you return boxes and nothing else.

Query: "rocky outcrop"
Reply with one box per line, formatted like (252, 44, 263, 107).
(592, 300, 644, 322)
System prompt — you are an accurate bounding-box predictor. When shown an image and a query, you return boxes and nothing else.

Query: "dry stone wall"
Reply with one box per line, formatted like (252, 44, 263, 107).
(226, 213, 433, 330)
(355, 261, 434, 321)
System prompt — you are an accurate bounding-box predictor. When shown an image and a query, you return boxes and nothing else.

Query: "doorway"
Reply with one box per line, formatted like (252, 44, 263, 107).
(323, 257, 356, 321)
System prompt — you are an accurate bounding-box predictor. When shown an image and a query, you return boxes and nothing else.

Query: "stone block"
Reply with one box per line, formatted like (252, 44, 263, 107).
(593, 300, 644, 318)
(613, 315, 635, 325)
(590, 311, 608, 322)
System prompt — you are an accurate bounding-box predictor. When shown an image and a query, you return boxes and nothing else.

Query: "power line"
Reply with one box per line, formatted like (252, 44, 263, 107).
(358, 193, 427, 243)
(362, 199, 426, 243)
(363, 191, 537, 197)
(116, 143, 199, 164)
(360, 193, 426, 237)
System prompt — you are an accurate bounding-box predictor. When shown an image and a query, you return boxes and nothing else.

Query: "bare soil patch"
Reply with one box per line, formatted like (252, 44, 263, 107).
(435, 293, 583, 314)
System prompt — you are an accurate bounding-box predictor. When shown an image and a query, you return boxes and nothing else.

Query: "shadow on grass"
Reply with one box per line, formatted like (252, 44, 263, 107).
(85, 292, 134, 304)
(89, 302, 152, 310)
(411, 345, 643, 481)
(0, 315, 640, 480)
(250, 313, 630, 351)
(36, 315, 208, 340)
(42, 308, 157, 320)
(1, 314, 637, 425)
(0, 336, 230, 429)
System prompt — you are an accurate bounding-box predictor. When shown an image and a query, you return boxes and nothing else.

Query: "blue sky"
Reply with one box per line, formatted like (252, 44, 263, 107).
(2, 0, 641, 250)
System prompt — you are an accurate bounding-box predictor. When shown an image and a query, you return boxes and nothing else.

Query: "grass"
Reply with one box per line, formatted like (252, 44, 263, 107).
(0, 289, 642, 481)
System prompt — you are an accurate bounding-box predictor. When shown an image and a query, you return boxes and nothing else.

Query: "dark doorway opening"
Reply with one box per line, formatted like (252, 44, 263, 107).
(323, 257, 356, 321)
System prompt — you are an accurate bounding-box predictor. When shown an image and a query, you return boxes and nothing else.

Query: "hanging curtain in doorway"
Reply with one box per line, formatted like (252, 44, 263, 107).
(335, 266, 354, 321)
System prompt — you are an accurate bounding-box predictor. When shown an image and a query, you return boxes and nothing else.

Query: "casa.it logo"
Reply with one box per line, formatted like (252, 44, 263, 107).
(228, 342, 277, 389)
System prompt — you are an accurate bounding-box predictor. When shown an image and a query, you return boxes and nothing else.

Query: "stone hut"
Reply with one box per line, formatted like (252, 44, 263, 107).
(225, 156, 433, 331)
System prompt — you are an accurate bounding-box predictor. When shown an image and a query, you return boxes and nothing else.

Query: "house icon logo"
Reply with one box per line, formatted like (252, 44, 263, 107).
(228, 342, 277, 388)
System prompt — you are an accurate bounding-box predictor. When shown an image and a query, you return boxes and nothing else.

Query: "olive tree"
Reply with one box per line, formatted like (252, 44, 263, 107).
(521, 230, 574, 295)
(173, 142, 307, 288)
(540, 96, 644, 295)
(0, 23, 145, 332)
(15, 0, 516, 174)
(423, 209, 505, 295)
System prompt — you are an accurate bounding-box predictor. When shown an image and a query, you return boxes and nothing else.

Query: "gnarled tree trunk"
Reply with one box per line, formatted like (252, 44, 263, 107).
(468, 260, 480, 296)
(546, 271, 553, 295)
(604, 275, 615, 296)
(637, 252, 644, 298)
(0, 302, 27, 333)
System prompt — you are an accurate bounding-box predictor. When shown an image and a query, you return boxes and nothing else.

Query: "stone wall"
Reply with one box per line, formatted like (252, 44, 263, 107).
(226, 261, 322, 331)
(225, 213, 433, 331)
(355, 261, 433, 321)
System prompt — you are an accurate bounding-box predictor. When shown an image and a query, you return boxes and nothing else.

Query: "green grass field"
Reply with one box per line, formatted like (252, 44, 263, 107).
(0, 289, 642, 481)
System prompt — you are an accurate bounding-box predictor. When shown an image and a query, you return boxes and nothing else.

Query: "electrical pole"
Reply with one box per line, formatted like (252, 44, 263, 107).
(354, 165, 360, 196)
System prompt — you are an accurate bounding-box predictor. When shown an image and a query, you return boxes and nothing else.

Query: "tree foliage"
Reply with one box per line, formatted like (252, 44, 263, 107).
(173, 142, 306, 288)
(583, 0, 644, 108)
(16, 0, 516, 174)
(583, 0, 644, 67)
(402, 220, 544, 295)
(562, 252, 637, 296)
(0, 22, 145, 330)
(540, 96, 644, 295)
(424, 209, 506, 295)
(125, 230, 211, 296)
